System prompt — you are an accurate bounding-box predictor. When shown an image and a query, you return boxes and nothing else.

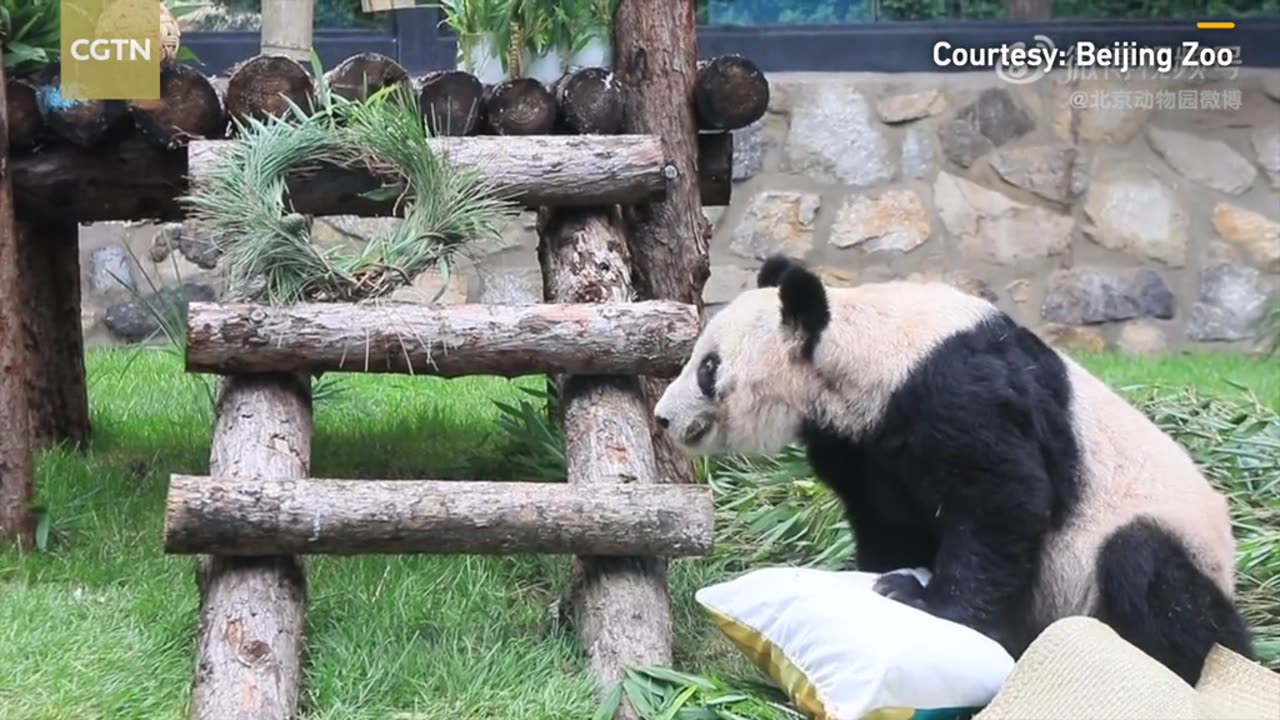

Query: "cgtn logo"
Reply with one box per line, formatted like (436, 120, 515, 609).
(68, 37, 153, 62)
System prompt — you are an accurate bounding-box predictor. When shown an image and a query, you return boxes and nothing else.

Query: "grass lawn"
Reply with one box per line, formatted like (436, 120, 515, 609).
(1, 348, 1277, 719)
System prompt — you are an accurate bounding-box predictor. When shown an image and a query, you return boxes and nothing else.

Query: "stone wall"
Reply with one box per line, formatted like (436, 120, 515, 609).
(76, 67, 1280, 355)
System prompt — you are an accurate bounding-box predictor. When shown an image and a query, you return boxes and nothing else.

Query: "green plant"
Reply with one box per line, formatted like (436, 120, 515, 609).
(1, 0, 60, 77)
(183, 61, 517, 305)
(1261, 297, 1280, 357)
(595, 666, 804, 719)
(434, 0, 511, 63)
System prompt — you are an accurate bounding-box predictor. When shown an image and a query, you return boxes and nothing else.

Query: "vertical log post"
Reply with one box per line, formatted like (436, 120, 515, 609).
(0, 50, 35, 547)
(614, 0, 711, 488)
(189, 374, 310, 720)
(18, 222, 90, 450)
(538, 207, 672, 720)
(260, 0, 315, 61)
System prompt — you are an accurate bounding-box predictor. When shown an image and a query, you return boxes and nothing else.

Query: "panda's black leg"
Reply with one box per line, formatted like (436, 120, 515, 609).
(1094, 518, 1255, 685)
(846, 519, 936, 573)
(910, 503, 1047, 646)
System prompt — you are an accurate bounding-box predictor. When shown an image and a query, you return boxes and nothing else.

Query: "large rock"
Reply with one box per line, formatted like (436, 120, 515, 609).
(937, 88, 1034, 168)
(876, 89, 945, 124)
(732, 118, 766, 181)
(829, 188, 931, 254)
(1041, 268, 1175, 325)
(1212, 203, 1280, 272)
(1036, 323, 1107, 354)
(387, 265, 470, 304)
(1050, 78, 1155, 144)
(149, 223, 178, 262)
(1186, 263, 1272, 342)
(1145, 126, 1256, 195)
(479, 268, 541, 305)
(933, 172, 1072, 265)
(90, 245, 133, 293)
(1264, 75, 1280, 102)
(783, 84, 897, 186)
(103, 283, 217, 343)
(1081, 162, 1189, 267)
(988, 143, 1090, 204)
(905, 269, 997, 303)
(900, 124, 938, 179)
(704, 265, 757, 304)
(178, 229, 222, 270)
(1116, 320, 1168, 356)
(730, 191, 820, 260)
(1252, 124, 1280, 190)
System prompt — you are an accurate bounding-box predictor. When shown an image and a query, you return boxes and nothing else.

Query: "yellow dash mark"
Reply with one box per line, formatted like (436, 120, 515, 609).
(1197, 21, 1236, 29)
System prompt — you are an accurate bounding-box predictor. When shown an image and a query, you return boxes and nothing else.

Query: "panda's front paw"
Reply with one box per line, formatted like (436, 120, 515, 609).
(872, 572, 928, 611)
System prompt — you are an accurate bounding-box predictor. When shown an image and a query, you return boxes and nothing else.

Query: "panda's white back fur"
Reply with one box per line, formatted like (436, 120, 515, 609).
(1031, 356, 1236, 628)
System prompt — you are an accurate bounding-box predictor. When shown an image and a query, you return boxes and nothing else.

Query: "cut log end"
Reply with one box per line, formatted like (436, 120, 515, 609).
(553, 66, 623, 135)
(324, 52, 409, 102)
(694, 55, 769, 131)
(128, 64, 226, 148)
(225, 54, 315, 126)
(482, 78, 556, 135)
(33, 64, 130, 148)
(183, 300, 700, 377)
(7, 79, 41, 152)
(163, 476, 716, 557)
(419, 70, 483, 136)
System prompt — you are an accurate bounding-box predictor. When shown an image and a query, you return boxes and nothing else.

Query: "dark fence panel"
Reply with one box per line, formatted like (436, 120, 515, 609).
(183, 30, 398, 76)
(180, 10, 1280, 76)
(697, 19, 1280, 71)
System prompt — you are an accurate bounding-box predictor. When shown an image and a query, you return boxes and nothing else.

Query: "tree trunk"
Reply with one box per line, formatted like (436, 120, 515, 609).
(324, 52, 409, 103)
(6, 78, 40, 152)
(0, 55, 35, 547)
(31, 63, 130, 148)
(697, 131, 732, 207)
(189, 133, 670, 209)
(184, 300, 699, 377)
(260, 0, 314, 61)
(17, 221, 89, 450)
(11, 135, 187, 224)
(614, 0, 711, 490)
(553, 67, 624, 135)
(128, 63, 226, 148)
(418, 70, 483, 136)
(538, 206, 674, 719)
(224, 54, 315, 126)
(693, 55, 769, 131)
(165, 475, 714, 556)
(189, 374, 310, 720)
(481, 78, 557, 135)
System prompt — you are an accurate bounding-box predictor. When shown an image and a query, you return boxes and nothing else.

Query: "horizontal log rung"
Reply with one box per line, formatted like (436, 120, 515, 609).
(164, 476, 715, 557)
(184, 300, 700, 378)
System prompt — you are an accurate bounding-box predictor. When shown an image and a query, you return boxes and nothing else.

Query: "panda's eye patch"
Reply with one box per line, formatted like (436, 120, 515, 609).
(697, 352, 720, 398)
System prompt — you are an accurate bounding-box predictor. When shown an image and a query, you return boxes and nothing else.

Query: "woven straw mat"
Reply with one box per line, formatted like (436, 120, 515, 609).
(972, 617, 1279, 720)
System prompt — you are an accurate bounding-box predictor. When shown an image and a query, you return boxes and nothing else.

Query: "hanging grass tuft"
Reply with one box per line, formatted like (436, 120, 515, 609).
(182, 79, 518, 305)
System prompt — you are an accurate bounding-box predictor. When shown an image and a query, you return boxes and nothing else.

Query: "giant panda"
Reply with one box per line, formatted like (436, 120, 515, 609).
(654, 254, 1255, 685)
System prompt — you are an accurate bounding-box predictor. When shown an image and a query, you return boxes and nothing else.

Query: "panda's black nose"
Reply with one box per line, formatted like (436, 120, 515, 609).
(655, 414, 670, 429)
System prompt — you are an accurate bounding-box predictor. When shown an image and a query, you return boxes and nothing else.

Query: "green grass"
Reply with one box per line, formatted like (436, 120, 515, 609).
(0, 348, 1277, 719)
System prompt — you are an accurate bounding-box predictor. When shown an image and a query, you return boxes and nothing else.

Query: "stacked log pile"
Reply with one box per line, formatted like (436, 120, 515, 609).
(7, 52, 767, 223)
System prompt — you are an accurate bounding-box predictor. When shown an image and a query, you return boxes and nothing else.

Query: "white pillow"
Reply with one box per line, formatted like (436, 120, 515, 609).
(695, 566, 1015, 720)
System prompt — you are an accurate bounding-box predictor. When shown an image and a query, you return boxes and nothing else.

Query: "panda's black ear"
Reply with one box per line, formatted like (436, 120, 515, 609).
(757, 255, 795, 288)
(777, 263, 829, 357)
